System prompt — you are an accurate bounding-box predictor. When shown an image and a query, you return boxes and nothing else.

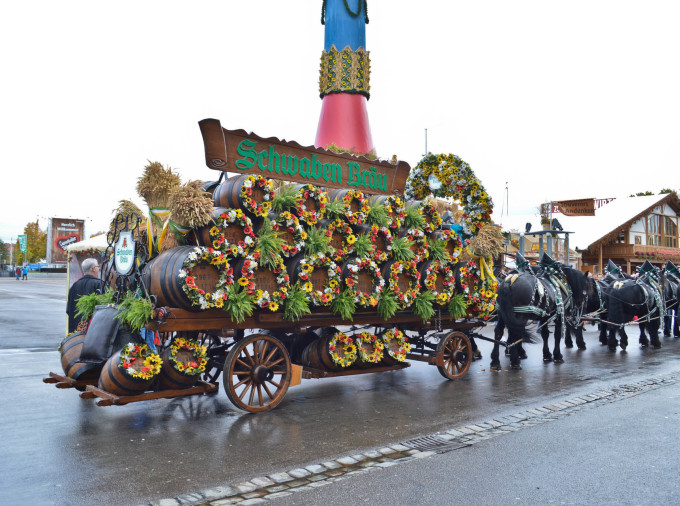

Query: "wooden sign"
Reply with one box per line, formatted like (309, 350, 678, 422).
(199, 118, 411, 196)
(552, 198, 595, 216)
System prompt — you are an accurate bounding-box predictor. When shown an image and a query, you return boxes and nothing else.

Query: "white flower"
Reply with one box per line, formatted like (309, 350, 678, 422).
(127, 367, 136, 375)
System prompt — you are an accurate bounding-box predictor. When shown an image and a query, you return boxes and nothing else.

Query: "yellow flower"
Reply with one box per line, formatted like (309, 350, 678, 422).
(304, 282, 313, 292)
(302, 264, 313, 273)
(346, 234, 356, 245)
(329, 279, 338, 287)
(237, 277, 249, 286)
(269, 302, 279, 311)
(214, 298, 224, 308)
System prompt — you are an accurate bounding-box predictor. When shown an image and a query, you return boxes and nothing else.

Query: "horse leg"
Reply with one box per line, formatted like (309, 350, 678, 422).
(469, 336, 482, 361)
(542, 323, 553, 362)
(508, 338, 522, 370)
(674, 310, 680, 338)
(607, 325, 619, 351)
(490, 319, 503, 371)
(664, 310, 672, 337)
(517, 342, 528, 360)
(553, 318, 564, 363)
(639, 322, 649, 348)
(565, 326, 573, 349)
(619, 327, 628, 351)
(599, 323, 608, 345)
(575, 323, 586, 350)
(650, 317, 661, 349)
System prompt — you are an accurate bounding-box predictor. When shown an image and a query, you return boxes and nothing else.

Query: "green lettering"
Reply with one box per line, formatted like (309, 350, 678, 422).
(332, 163, 342, 183)
(280, 153, 289, 175)
(377, 173, 388, 191)
(268, 145, 281, 173)
(287, 155, 299, 176)
(368, 167, 377, 189)
(347, 162, 361, 186)
(311, 155, 322, 180)
(236, 139, 257, 170)
(257, 150, 269, 171)
(300, 157, 311, 178)
(322, 163, 332, 182)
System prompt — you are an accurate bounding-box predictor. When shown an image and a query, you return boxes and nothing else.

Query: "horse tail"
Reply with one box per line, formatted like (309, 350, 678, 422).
(496, 279, 537, 344)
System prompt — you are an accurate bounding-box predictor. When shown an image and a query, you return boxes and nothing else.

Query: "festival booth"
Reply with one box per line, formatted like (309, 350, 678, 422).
(65, 234, 109, 289)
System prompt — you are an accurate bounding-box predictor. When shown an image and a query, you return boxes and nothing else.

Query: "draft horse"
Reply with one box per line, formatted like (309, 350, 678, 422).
(663, 261, 680, 338)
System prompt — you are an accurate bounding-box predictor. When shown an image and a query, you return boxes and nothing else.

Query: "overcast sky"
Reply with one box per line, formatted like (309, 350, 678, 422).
(1, 0, 678, 244)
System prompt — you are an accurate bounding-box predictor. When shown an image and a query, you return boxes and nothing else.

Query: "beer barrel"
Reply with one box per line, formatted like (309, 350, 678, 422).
(430, 229, 463, 260)
(232, 257, 287, 303)
(341, 257, 381, 305)
(419, 260, 446, 293)
(200, 180, 220, 199)
(327, 189, 365, 214)
(141, 245, 227, 311)
(381, 260, 414, 296)
(59, 331, 102, 381)
(300, 328, 356, 371)
(157, 346, 200, 390)
(98, 350, 155, 396)
(193, 207, 256, 254)
(212, 174, 273, 218)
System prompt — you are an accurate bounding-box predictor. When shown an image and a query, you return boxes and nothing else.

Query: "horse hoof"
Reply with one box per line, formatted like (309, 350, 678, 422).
(664, 333, 671, 337)
(472, 350, 482, 361)
(578, 345, 587, 351)
(519, 353, 528, 360)
(640, 343, 648, 348)
(565, 343, 573, 349)
(620, 346, 626, 351)
(608, 346, 617, 352)
(511, 363, 522, 370)
(653, 344, 661, 349)
(490, 362, 501, 372)
(554, 358, 564, 364)
(543, 357, 552, 363)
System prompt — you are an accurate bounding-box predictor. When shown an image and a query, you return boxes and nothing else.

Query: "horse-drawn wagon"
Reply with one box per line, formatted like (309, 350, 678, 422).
(45, 120, 502, 413)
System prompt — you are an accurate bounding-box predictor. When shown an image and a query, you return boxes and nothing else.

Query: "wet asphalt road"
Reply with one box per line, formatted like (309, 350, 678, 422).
(2, 277, 680, 505)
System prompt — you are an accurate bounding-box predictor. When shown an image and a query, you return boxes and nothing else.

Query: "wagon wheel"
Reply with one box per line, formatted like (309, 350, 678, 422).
(223, 333, 291, 412)
(436, 331, 472, 380)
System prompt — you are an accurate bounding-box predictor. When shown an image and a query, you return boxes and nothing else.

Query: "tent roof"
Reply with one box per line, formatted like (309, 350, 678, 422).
(66, 234, 109, 252)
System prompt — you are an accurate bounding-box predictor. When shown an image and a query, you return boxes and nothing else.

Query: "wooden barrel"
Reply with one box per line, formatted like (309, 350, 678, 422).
(141, 245, 225, 311)
(300, 328, 355, 371)
(318, 218, 347, 252)
(232, 257, 280, 296)
(341, 258, 378, 296)
(430, 229, 461, 258)
(286, 183, 319, 213)
(59, 331, 102, 381)
(157, 346, 200, 390)
(200, 180, 220, 199)
(98, 350, 154, 396)
(380, 329, 409, 366)
(287, 253, 332, 292)
(355, 224, 390, 255)
(212, 174, 270, 216)
(419, 260, 447, 293)
(193, 207, 254, 250)
(381, 260, 414, 295)
(399, 227, 426, 259)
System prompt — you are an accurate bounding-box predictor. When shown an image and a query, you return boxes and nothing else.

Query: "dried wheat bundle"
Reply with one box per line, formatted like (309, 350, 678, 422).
(109, 199, 145, 240)
(426, 197, 459, 215)
(169, 180, 215, 229)
(468, 224, 504, 258)
(136, 161, 181, 209)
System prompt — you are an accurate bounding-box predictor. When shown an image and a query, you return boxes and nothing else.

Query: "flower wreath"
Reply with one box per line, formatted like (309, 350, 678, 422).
(118, 343, 162, 381)
(404, 153, 493, 238)
(327, 331, 357, 368)
(343, 256, 384, 308)
(297, 252, 342, 306)
(166, 336, 208, 376)
(423, 259, 456, 306)
(271, 211, 308, 258)
(179, 246, 234, 310)
(417, 201, 443, 234)
(370, 194, 405, 229)
(381, 329, 411, 362)
(434, 229, 464, 264)
(385, 260, 422, 308)
(237, 253, 290, 311)
(293, 184, 328, 226)
(338, 189, 371, 225)
(241, 175, 275, 217)
(355, 331, 385, 364)
(404, 228, 430, 263)
(323, 218, 355, 261)
(367, 224, 393, 263)
(459, 260, 498, 319)
(210, 208, 256, 256)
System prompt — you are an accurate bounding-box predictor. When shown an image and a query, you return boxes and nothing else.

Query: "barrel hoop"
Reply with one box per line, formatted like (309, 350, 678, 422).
(104, 357, 146, 395)
(61, 336, 86, 355)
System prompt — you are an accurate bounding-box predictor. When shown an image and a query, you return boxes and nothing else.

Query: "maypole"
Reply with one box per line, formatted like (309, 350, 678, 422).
(315, 0, 373, 155)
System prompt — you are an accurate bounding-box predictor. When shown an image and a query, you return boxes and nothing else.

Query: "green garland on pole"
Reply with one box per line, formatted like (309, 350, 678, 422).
(322, 0, 369, 25)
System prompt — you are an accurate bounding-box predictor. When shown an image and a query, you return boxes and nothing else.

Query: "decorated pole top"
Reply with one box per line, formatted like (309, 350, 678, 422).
(316, 0, 373, 154)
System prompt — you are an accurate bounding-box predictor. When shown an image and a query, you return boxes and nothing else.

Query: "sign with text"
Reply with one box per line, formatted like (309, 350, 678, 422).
(46, 218, 84, 264)
(18, 235, 27, 253)
(114, 231, 136, 275)
(199, 118, 411, 196)
(551, 199, 595, 216)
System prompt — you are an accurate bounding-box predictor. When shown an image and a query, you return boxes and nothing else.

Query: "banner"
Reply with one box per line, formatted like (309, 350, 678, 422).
(551, 199, 595, 216)
(47, 218, 85, 264)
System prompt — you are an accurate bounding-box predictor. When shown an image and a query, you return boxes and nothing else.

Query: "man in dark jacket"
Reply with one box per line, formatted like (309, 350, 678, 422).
(66, 258, 105, 333)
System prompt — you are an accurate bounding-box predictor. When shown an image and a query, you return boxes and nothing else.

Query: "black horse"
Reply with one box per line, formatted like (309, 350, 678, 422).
(564, 271, 602, 350)
(663, 261, 680, 338)
(492, 254, 578, 370)
(605, 260, 664, 350)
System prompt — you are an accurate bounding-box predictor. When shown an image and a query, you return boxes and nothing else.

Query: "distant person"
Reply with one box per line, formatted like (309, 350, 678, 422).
(66, 258, 105, 333)
(22, 266, 27, 280)
(15, 267, 20, 280)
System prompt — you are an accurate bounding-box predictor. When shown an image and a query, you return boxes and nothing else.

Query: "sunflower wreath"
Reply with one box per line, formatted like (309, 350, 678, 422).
(237, 253, 290, 311)
(241, 175, 275, 218)
(166, 336, 208, 376)
(403, 228, 430, 263)
(343, 256, 384, 308)
(118, 343, 163, 381)
(381, 329, 411, 362)
(370, 194, 405, 229)
(293, 184, 328, 226)
(296, 252, 343, 306)
(368, 224, 394, 263)
(417, 201, 442, 234)
(423, 259, 456, 306)
(323, 218, 355, 261)
(179, 246, 234, 310)
(384, 260, 422, 308)
(337, 189, 371, 225)
(327, 331, 357, 368)
(210, 208, 256, 256)
(432, 229, 465, 264)
(459, 260, 498, 319)
(355, 331, 385, 364)
(404, 153, 493, 238)
(271, 211, 308, 258)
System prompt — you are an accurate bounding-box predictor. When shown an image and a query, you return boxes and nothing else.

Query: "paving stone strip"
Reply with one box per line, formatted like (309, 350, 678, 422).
(144, 371, 679, 506)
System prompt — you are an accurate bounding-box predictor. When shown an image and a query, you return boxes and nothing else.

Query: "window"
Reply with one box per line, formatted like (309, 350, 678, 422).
(665, 216, 678, 247)
(647, 215, 660, 246)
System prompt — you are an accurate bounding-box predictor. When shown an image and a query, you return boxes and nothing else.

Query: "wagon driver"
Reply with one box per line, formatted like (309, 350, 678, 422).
(66, 258, 105, 333)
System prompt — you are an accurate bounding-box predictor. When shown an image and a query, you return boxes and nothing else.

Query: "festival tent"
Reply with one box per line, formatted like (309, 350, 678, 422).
(65, 234, 109, 288)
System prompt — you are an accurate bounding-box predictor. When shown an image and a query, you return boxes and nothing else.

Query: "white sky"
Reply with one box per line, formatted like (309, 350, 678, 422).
(1, 0, 679, 245)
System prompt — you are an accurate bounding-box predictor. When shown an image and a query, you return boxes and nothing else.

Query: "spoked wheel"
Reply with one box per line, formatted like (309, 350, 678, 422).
(223, 333, 291, 412)
(436, 331, 472, 380)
